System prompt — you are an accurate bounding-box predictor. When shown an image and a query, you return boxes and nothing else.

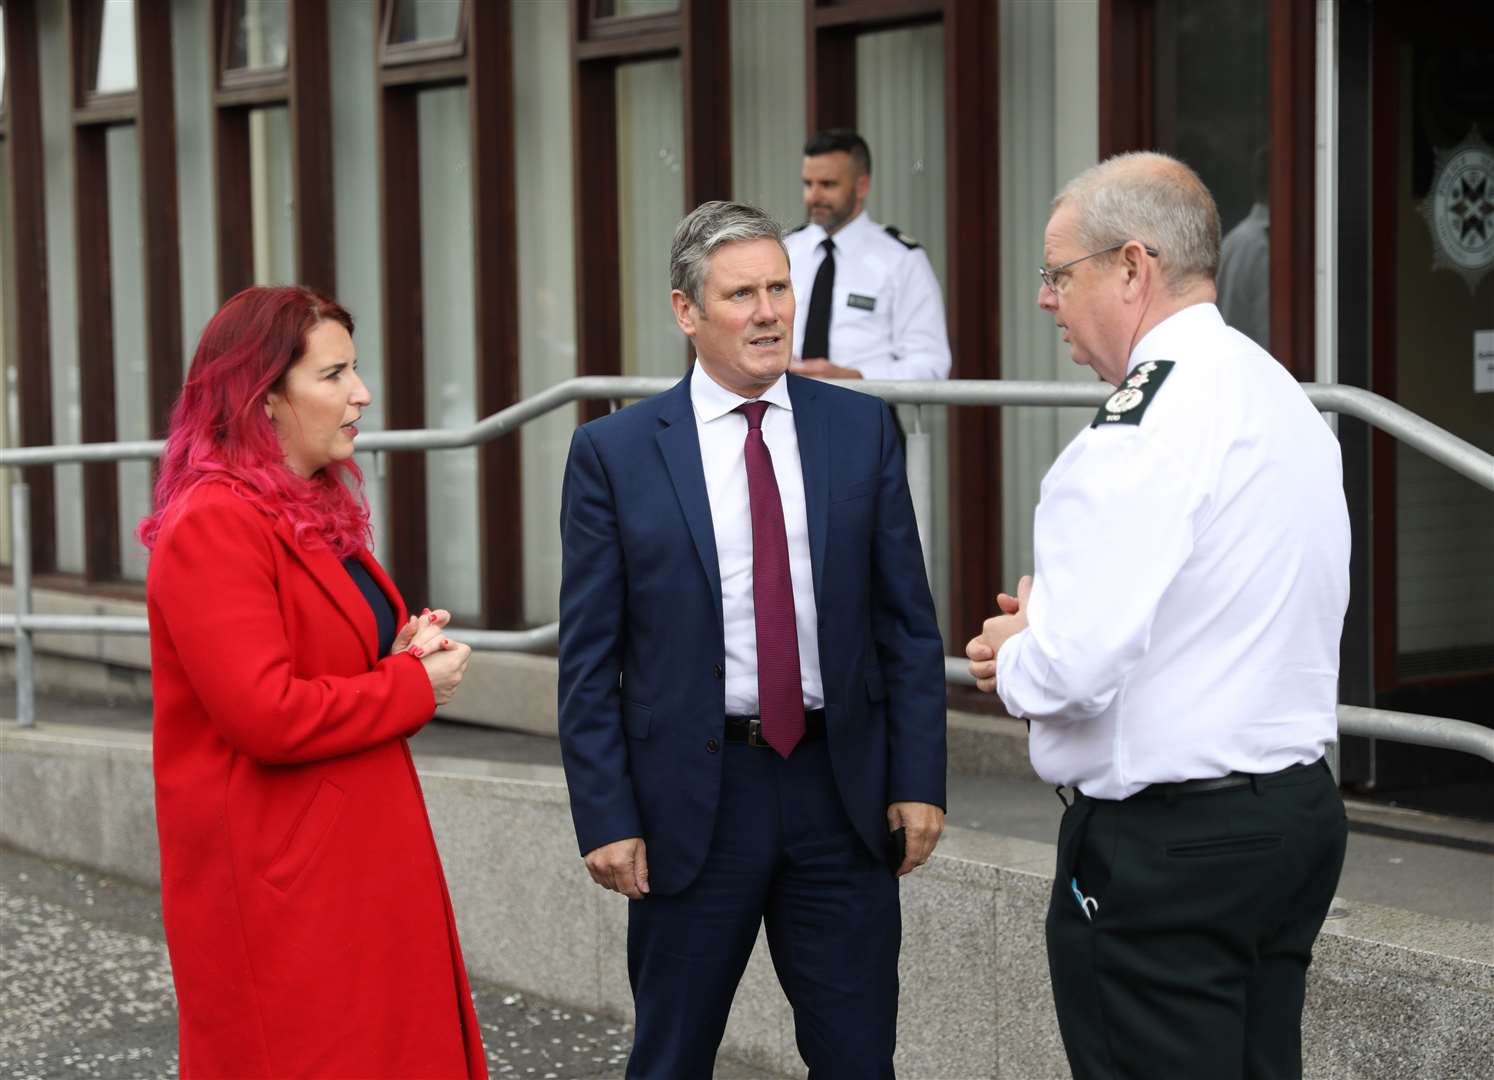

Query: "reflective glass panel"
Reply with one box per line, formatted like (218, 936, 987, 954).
(616, 58, 684, 379)
(249, 106, 294, 283)
(226, 0, 289, 72)
(392, 0, 463, 45)
(612, 0, 678, 15)
(418, 85, 480, 615)
(730, 0, 804, 228)
(857, 23, 951, 631)
(1155, 0, 1270, 349)
(94, 0, 137, 94)
(514, 0, 577, 624)
(106, 125, 151, 580)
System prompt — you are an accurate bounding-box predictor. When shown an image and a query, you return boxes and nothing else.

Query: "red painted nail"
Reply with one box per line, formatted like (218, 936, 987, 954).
(441, 638, 450, 648)
(408, 645, 424, 658)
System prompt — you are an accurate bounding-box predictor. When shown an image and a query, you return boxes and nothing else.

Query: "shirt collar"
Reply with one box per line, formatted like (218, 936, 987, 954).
(825, 209, 872, 255)
(1127, 302, 1225, 374)
(690, 362, 794, 424)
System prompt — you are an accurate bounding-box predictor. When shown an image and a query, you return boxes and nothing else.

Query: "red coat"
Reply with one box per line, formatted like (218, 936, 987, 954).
(146, 482, 487, 1079)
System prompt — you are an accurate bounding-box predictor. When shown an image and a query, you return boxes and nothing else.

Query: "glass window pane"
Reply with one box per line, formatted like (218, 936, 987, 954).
(94, 0, 137, 94)
(329, 0, 389, 548)
(418, 85, 480, 616)
(617, 58, 684, 379)
(1, 14, 8, 115)
(249, 106, 294, 283)
(857, 24, 951, 635)
(1155, 0, 1270, 349)
(392, 0, 463, 45)
(105, 125, 150, 581)
(514, 0, 577, 625)
(730, 0, 804, 228)
(226, 0, 289, 72)
(612, 0, 678, 15)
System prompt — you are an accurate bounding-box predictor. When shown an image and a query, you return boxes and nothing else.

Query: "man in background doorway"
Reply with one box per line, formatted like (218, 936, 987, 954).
(785, 129, 952, 383)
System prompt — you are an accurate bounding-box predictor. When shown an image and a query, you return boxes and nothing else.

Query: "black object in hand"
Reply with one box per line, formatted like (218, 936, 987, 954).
(886, 826, 907, 874)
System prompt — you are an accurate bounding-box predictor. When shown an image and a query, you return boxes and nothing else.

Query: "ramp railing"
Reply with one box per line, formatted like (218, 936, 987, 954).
(3, 378, 1492, 766)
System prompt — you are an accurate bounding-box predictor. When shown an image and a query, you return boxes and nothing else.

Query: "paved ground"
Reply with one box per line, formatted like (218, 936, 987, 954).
(9, 696, 1493, 926)
(0, 845, 773, 1080)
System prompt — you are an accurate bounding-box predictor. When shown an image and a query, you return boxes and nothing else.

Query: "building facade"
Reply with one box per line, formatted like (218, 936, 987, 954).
(1, 0, 1491, 801)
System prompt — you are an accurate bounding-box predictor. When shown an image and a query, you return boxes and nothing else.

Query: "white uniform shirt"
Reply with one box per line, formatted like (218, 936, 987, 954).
(784, 211, 952, 380)
(691, 364, 825, 714)
(996, 303, 1350, 799)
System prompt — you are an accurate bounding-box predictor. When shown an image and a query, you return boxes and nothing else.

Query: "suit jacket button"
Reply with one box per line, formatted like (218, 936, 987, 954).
(712, 664, 723, 680)
(706, 738, 720, 753)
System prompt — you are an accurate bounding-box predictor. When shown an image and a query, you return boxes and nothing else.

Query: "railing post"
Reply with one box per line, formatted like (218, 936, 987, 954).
(904, 405, 934, 583)
(11, 483, 35, 728)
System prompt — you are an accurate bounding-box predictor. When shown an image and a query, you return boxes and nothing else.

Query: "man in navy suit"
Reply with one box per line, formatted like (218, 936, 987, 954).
(558, 200, 947, 1078)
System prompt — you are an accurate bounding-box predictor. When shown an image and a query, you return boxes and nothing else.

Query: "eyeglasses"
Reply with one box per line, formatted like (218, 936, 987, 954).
(1038, 242, 1160, 292)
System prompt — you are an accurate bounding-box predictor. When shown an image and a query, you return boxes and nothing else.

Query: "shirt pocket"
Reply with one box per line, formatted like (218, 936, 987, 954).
(264, 779, 345, 893)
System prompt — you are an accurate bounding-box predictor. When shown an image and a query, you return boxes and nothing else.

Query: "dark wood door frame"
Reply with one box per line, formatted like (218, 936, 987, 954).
(376, 0, 522, 627)
(1099, 0, 1316, 381)
(3, 0, 59, 573)
(69, 0, 184, 582)
(569, 0, 731, 424)
(211, 0, 336, 299)
(806, 0, 1000, 648)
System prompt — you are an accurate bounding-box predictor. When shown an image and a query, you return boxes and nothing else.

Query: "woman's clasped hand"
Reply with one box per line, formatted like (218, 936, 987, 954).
(391, 607, 473, 705)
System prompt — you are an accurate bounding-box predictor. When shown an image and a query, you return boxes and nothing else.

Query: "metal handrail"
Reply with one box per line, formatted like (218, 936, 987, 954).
(4, 378, 1491, 763)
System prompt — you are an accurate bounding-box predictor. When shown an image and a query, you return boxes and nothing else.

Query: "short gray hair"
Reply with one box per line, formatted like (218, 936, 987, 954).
(1053, 151, 1221, 291)
(670, 201, 789, 308)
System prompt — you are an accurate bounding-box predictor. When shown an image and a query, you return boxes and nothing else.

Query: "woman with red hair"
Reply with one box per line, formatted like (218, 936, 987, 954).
(141, 286, 487, 1078)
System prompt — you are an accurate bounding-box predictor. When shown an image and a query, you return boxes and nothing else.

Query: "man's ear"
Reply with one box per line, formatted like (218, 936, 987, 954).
(855, 171, 871, 205)
(671, 289, 698, 337)
(1121, 240, 1150, 298)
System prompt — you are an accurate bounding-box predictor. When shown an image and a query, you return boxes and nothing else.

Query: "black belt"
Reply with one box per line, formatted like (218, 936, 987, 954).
(1131, 758, 1325, 800)
(724, 708, 827, 747)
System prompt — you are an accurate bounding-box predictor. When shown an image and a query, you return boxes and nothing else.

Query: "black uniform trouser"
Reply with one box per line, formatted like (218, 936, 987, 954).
(1047, 759, 1347, 1080)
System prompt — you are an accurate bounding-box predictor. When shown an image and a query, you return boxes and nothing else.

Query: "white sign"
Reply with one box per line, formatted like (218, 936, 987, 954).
(1476, 330, 1494, 394)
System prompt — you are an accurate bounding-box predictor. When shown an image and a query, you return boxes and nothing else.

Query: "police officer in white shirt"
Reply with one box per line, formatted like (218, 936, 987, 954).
(966, 152, 1350, 1080)
(784, 129, 951, 384)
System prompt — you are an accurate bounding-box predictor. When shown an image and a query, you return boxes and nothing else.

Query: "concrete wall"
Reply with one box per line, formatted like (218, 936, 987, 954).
(3, 725, 1490, 1079)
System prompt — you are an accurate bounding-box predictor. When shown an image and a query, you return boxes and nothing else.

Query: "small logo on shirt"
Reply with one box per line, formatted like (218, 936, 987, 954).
(846, 293, 877, 311)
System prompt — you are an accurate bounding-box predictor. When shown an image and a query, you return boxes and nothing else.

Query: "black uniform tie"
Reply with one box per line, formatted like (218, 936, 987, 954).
(801, 238, 836, 360)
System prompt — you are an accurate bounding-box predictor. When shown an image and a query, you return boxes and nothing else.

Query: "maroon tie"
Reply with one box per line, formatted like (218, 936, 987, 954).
(737, 401, 804, 758)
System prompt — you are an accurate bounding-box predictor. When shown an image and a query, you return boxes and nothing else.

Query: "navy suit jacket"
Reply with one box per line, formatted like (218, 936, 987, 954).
(557, 370, 946, 896)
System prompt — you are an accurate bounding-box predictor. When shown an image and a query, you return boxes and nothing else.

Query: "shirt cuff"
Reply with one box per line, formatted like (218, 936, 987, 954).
(995, 629, 1028, 719)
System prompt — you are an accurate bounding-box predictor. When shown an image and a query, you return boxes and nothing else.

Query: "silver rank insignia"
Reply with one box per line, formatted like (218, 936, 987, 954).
(1090, 360, 1176, 428)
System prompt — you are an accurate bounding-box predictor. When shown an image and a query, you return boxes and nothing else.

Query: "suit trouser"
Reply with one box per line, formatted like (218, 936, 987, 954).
(1047, 758, 1348, 1080)
(625, 738, 900, 1080)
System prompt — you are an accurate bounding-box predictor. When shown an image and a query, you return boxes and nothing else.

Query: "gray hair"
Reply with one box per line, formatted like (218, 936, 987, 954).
(670, 201, 789, 308)
(1053, 151, 1221, 291)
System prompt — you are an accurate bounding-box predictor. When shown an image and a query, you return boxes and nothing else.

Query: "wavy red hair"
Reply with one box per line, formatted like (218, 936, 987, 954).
(139, 286, 371, 558)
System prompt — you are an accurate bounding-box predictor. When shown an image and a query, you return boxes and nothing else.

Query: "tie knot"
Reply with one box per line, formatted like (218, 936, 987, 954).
(737, 401, 770, 431)
(821, 238, 835, 254)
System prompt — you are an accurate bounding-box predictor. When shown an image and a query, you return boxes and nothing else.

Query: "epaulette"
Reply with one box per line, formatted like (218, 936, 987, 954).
(884, 225, 922, 249)
(1090, 360, 1176, 428)
(785, 222, 810, 235)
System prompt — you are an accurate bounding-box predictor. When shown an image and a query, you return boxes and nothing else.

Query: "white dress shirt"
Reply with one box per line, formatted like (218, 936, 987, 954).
(996, 304, 1350, 799)
(784, 211, 952, 380)
(691, 364, 824, 714)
